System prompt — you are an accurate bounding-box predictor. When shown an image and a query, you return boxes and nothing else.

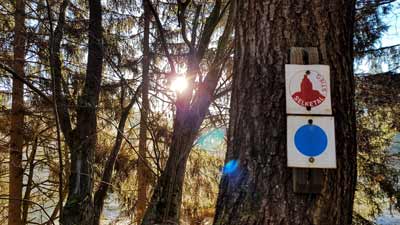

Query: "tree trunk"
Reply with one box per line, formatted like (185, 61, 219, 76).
(22, 137, 38, 224)
(9, 1, 25, 224)
(213, 1, 357, 225)
(61, 0, 103, 224)
(47, 1, 69, 223)
(136, 0, 151, 223)
(141, 1, 233, 223)
(92, 90, 139, 225)
(141, 111, 201, 225)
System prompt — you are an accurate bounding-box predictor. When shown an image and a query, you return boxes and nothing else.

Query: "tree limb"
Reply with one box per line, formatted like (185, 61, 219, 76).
(0, 62, 53, 104)
(144, 0, 176, 74)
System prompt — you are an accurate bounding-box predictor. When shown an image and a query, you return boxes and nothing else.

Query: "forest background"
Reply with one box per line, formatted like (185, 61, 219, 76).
(0, 0, 399, 224)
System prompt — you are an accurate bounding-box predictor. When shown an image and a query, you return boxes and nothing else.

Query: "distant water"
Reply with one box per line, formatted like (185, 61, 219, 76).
(376, 211, 400, 225)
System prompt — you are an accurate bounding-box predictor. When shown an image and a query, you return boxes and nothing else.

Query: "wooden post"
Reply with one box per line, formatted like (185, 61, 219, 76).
(289, 47, 324, 194)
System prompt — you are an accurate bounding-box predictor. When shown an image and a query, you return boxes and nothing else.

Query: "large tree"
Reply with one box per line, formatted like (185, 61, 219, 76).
(8, 0, 25, 225)
(213, 1, 357, 225)
(136, 0, 151, 222)
(59, 0, 104, 224)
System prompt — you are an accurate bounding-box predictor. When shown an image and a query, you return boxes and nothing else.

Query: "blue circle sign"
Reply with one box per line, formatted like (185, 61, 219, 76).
(294, 124, 328, 157)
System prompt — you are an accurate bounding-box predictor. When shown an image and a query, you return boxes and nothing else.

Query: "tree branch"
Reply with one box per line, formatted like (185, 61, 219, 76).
(144, 0, 176, 74)
(196, 0, 223, 59)
(0, 62, 53, 104)
(177, 0, 193, 50)
(357, 44, 400, 54)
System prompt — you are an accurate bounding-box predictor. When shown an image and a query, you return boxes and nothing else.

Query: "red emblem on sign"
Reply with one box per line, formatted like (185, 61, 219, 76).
(290, 71, 327, 108)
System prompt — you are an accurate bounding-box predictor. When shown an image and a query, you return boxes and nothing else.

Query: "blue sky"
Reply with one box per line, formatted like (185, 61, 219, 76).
(356, 4, 400, 74)
(381, 5, 400, 47)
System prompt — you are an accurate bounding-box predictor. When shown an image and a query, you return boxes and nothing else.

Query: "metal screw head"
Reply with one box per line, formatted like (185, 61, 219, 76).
(309, 157, 315, 163)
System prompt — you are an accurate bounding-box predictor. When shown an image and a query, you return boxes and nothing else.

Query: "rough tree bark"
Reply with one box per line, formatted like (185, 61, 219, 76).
(136, 0, 151, 223)
(8, 0, 25, 224)
(61, 0, 103, 224)
(213, 1, 357, 225)
(141, 1, 234, 224)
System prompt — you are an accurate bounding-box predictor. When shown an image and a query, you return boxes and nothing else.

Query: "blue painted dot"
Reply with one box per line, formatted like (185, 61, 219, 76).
(223, 160, 239, 174)
(294, 124, 328, 157)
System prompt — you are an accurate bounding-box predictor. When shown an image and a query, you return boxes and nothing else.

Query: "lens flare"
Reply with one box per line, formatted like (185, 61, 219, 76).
(197, 128, 225, 151)
(223, 160, 239, 174)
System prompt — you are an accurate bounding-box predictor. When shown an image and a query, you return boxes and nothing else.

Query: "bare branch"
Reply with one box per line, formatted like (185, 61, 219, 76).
(0, 63, 53, 104)
(144, 0, 176, 74)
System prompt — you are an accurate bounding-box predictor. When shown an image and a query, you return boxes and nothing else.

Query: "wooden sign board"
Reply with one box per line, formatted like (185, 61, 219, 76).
(287, 115, 336, 168)
(285, 65, 331, 115)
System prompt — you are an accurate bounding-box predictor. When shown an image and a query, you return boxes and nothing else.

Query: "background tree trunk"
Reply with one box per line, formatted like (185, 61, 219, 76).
(9, 0, 25, 224)
(136, 0, 151, 223)
(92, 105, 131, 225)
(93, 89, 140, 225)
(22, 137, 38, 224)
(213, 1, 357, 225)
(61, 0, 103, 224)
(141, 1, 233, 223)
(141, 112, 201, 225)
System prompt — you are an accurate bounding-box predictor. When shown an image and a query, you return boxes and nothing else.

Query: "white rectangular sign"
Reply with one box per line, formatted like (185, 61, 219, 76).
(285, 65, 331, 115)
(287, 115, 336, 168)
